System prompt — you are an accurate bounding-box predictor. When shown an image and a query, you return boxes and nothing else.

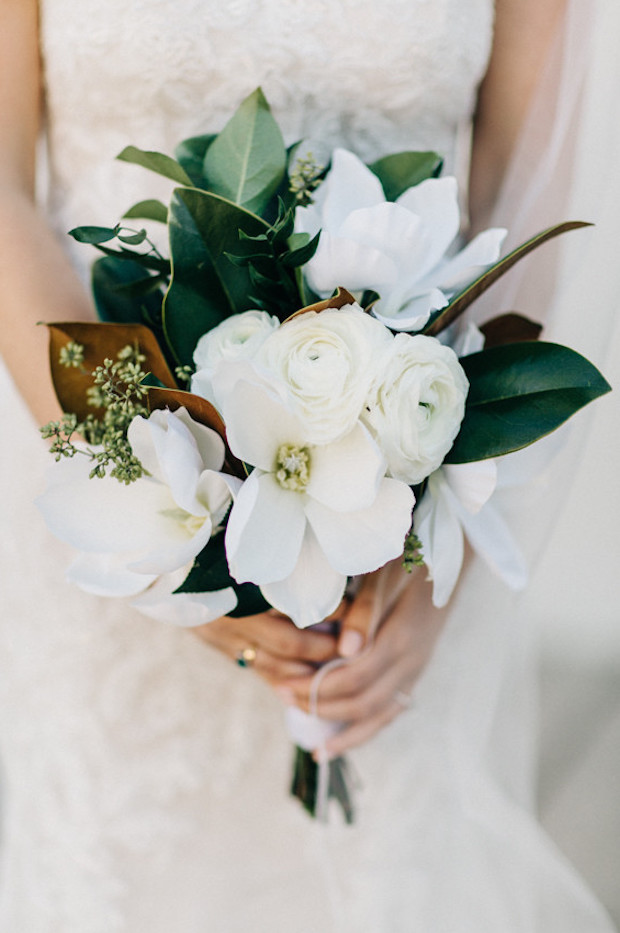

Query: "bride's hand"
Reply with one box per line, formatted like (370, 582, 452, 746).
(192, 610, 340, 686)
(278, 570, 449, 757)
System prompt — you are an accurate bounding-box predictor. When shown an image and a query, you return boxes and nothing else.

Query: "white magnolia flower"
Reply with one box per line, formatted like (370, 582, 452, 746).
(213, 363, 415, 627)
(37, 407, 240, 625)
(363, 333, 469, 485)
(295, 148, 506, 332)
(414, 461, 527, 607)
(191, 309, 279, 407)
(253, 303, 393, 445)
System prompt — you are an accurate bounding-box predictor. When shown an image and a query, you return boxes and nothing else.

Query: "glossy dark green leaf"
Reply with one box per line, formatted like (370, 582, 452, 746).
(117, 145, 193, 186)
(174, 133, 216, 187)
(203, 88, 286, 214)
(162, 187, 270, 365)
(446, 341, 611, 463)
(92, 257, 165, 325)
(425, 222, 592, 336)
(68, 225, 119, 245)
(123, 200, 169, 223)
(368, 151, 443, 201)
(117, 229, 147, 246)
(281, 231, 320, 267)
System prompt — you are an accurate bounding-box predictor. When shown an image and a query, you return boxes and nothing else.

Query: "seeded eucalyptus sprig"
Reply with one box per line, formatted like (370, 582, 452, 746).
(40, 341, 150, 484)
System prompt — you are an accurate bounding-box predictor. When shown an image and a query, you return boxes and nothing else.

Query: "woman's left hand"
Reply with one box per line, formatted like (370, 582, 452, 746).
(277, 567, 449, 758)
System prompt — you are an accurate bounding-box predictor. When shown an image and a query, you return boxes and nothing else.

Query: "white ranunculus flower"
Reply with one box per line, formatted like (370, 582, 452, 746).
(212, 363, 415, 627)
(295, 148, 506, 332)
(191, 309, 280, 406)
(252, 303, 393, 445)
(363, 334, 468, 485)
(36, 407, 240, 625)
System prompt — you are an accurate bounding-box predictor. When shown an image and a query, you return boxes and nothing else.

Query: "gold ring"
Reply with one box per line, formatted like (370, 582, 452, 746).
(236, 645, 257, 668)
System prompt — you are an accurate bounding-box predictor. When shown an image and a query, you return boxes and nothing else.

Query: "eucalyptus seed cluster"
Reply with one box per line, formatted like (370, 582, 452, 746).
(402, 526, 425, 573)
(41, 342, 150, 484)
(289, 153, 324, 207)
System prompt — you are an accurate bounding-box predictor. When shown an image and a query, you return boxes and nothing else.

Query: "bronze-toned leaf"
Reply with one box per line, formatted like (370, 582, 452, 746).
(283, 287, 357, 322)
(47, 321, 177, 420)
(147, 387, 246, 478)
(425, 221, 592, 336)
(479, 313, 543, 348)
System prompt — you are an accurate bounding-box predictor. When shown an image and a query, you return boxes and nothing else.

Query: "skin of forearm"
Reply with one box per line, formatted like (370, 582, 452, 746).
(0, 185, 94, 423)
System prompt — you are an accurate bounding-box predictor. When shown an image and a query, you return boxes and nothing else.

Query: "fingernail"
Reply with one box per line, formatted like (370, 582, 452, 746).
(275, 686, 295, 706)
(339, 629, 363, 658)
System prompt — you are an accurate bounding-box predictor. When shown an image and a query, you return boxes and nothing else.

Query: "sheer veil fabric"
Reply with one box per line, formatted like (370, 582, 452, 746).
(0, 0, 617, 930)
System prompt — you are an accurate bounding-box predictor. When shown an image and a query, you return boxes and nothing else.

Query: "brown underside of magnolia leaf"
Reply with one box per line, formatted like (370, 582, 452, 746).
(47, 321, 177, 421)
(479, 313, 543, 348)
(283, 287, 357, 322)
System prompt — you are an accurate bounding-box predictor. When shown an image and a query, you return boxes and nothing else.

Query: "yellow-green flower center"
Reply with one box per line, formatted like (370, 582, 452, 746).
(160, 507, 206, 537)
(275, 444, 311, 491)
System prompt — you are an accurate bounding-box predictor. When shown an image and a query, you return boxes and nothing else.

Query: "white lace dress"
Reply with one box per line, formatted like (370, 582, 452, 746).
(0, 1, 614, 930)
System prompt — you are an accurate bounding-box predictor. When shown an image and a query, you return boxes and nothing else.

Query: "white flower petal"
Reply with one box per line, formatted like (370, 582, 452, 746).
(414, 473, 464, 608)
(305, 230, 396, 297)
(442, 461, 497, 515)
(372, 289, 447, 332)
(306, 477, 414, 575)
(396, 177, 460, 273)
(308, 423, 385, 512)
(172, 407, 226, 472)
(432, 227, 507, 294)
(129, 512, 213, 575)
(225, 471, 306, 585)
(460, 504, 528, 591)
(321, 149, 385, 231)
(132, 573, 237, 626)
(66, 552, 156, 597)
(37, 461, 181, 554)
(217, 373, 306, 469)
(260, 527, 346, 628)
(338, 202, 426, 273)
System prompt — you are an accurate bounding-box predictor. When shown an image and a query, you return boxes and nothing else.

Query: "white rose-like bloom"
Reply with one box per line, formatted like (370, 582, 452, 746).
(295, 148, 506, 332)
(191, 309, 279, 407)
(252, 303, 393, 445)
(363, 334, 469, 485)
(36, 407, 241, 626)
(212, 362, 415, 628)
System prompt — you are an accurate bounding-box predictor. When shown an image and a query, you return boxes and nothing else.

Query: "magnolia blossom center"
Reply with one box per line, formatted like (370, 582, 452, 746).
(275, 444, 311, 492)
(160, 507, 207, 538)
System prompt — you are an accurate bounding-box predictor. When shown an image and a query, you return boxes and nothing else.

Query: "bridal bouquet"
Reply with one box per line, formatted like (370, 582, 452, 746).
(38, 89, 610, 819)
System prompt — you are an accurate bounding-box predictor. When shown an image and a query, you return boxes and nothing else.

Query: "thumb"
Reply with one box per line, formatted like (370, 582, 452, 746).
(337, 572, 383, 659)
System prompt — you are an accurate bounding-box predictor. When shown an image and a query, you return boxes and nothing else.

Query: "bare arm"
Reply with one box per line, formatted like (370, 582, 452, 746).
(469, 0, 568, 231)
(0, 0, 94, 423)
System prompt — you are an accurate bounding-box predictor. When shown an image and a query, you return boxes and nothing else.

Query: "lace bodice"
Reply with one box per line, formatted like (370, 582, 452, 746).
(39, 0, 494, 271)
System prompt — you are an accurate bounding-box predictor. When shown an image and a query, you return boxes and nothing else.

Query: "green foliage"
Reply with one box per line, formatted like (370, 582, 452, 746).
(174, 133, 216, 188)
(162, 187, 272, 366)
(92, 257, 166, 327)
(123, 200, 169, 223)
(117, 145, 193, 185)
(203, 88, 287, 215)
(446, 342, 612, 463)
(368, 151, 443, 201)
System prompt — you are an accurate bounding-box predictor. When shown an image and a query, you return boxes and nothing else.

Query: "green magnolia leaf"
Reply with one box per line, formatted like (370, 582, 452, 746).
(425, 221, 592, 336)
(203, 88, 286, 214)
(163, 187, 270, 365)
(93, 244, 170, 274)
(123, 199, 169, 223)
(117, 145, 193, 186)
(368, 151, 443, 201)
(446, 341, 611, 463)
(117, 229, 147, 246)
(68, 225, 119, 245)
(175, 533, 270, 616)
(174, 133, 216, 187)
(92, 257, 165, 325)
(281, 231, 321, 268)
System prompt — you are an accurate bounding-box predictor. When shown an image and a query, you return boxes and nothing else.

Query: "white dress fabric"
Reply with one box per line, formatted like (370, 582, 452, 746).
(0, 1, 615, 930)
